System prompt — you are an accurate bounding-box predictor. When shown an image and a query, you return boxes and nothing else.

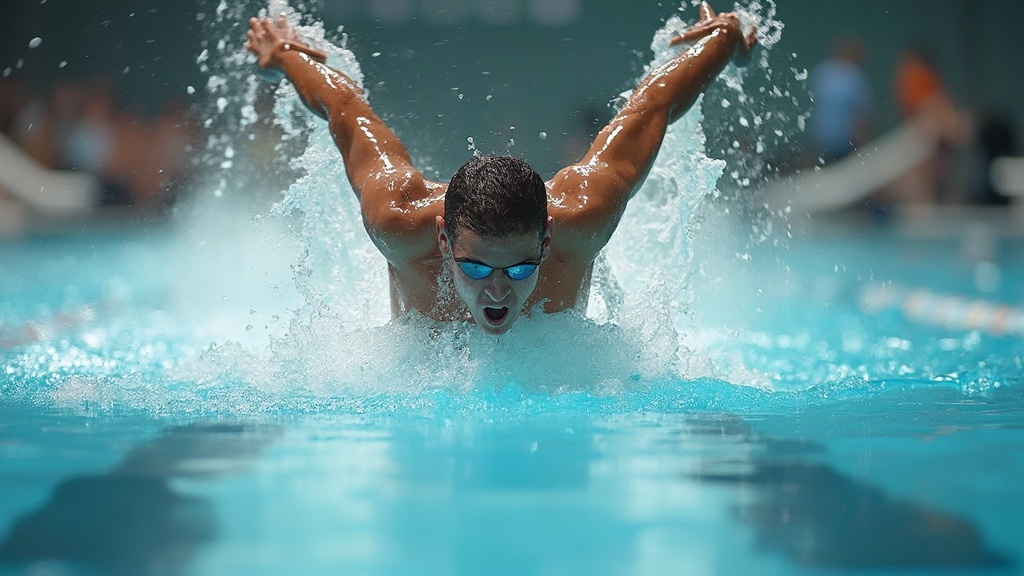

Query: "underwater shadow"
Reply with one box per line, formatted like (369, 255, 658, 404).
(682, 414, 1013, 570)
(0, 422, 280, 576)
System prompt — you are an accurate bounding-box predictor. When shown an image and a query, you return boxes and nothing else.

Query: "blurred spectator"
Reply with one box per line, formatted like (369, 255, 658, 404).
(0, 75, 198, 212)
(0, 79, 28, 136)
(892, 45, 970, 204)
(970, 108, 1016, 206)
(809, 36, 872, 164)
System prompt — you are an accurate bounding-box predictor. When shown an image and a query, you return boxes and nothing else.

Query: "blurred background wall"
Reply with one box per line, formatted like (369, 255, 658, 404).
(1, 0, 1022, 203)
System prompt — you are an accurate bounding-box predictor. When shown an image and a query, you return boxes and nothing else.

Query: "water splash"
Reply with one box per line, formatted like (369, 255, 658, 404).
(180, 0, 793, 407)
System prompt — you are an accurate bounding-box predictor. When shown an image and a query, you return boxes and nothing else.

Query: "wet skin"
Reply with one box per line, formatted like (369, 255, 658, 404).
(245, 4, 756, 333)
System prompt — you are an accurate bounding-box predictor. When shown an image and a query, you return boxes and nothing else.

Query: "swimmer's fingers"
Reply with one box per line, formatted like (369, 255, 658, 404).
(271, 13, 329, 63)
(734, 29, 758, 66)
(699, 1, 716, 21)
(744, 29, 758, 54)
(668, 22, 716, 46)
(260, 17, 281, 40)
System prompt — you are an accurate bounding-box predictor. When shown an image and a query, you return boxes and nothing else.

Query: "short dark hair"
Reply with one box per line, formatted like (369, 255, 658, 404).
(444, 155, 548, 242)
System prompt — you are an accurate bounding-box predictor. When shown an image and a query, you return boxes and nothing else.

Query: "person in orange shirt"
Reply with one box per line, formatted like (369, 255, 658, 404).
(892, 47, 968, 204)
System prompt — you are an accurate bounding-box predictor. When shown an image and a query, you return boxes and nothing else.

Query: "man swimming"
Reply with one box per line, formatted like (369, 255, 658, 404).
(245, 3, 756, 335)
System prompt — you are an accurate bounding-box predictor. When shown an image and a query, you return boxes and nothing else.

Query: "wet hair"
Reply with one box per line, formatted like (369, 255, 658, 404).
(444, 155, 547, 242)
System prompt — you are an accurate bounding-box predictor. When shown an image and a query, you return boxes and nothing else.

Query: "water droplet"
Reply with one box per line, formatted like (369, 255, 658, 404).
(186, 85, 195, 94)
(539, 132, 547, 140)
(28, 37, 42, 49)
(58, 61, 67, 68)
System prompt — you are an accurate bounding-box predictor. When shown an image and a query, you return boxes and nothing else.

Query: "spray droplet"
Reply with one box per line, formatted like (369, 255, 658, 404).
(28, 37, 42, 49)
(186, 86, 195, 94)
(58, 61, 67, 68)
(371, 52, 381, 57)
(539, 132, 547, 140)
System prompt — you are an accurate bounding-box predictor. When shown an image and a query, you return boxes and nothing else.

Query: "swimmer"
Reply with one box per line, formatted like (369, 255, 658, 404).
(245, 3, 756, 335)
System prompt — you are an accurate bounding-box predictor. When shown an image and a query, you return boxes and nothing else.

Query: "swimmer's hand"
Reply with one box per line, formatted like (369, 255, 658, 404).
(668, 2, 757, 65)
(245, 14, 329, 82)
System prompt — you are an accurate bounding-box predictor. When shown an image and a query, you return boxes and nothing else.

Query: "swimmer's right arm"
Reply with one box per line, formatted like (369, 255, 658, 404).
(245, 15, 442, 257)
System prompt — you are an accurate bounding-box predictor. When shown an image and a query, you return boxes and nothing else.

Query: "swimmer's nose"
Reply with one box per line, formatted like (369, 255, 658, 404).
(482, 277, 512, 301)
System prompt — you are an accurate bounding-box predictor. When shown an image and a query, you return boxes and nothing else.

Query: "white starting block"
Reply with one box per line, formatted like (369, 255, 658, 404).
(0, 134, 99, 216)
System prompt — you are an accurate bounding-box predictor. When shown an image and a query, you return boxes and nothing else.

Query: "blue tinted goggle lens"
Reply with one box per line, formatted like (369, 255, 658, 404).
(456, 260, 538, 281)
(505, 263, 539, 281)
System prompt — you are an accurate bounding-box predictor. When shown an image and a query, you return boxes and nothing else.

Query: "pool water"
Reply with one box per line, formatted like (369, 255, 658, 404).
(1, 223, 1021, 576)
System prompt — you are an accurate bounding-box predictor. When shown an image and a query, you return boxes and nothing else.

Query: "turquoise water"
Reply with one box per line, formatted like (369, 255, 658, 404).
(3, 1, 1024, 574)
(2, 221, 1021, 576)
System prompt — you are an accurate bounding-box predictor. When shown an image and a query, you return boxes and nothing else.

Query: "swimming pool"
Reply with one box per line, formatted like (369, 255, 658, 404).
(1, 212, 1021, 576)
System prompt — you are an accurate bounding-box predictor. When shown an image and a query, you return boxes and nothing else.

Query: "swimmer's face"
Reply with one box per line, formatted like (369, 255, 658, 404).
(436, 218, 551, 335)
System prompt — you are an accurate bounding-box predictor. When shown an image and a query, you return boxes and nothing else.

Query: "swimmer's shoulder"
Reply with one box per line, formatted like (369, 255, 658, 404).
(364, 179, 446, 264)
(545, 164, 631, 255)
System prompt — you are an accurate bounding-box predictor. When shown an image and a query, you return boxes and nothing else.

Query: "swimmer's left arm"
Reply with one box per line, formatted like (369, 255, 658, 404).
(548, 2, 755, 252)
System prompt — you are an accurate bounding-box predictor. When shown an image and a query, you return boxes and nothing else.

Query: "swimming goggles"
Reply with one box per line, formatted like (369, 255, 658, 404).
(455, 258, 540, 281)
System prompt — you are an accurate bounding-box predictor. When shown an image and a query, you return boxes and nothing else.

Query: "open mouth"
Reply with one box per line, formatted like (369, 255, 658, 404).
(483, 306, 509, 323)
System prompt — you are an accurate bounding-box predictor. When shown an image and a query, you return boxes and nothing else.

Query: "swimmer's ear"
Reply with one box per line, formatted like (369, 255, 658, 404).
(436, 216, 449, 254)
